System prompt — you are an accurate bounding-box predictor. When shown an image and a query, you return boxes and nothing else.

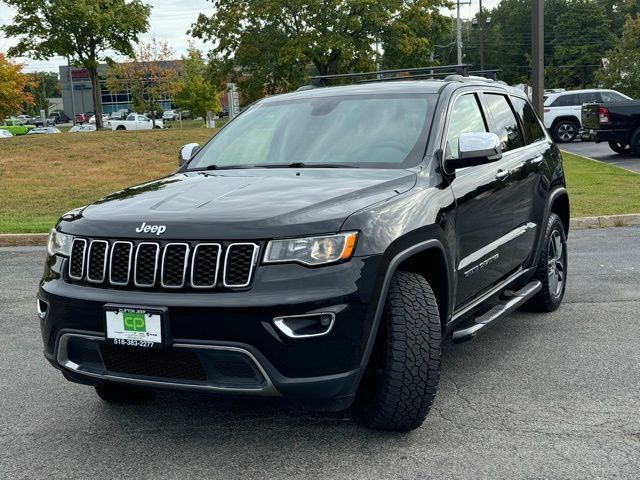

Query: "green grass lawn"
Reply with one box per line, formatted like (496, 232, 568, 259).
(562, 152, 640, 217)
(0, 137, 639, 233)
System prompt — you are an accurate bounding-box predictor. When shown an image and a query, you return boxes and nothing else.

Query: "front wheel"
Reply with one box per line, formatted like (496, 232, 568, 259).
(528, 213, 567, 312)
(352, 271, 441, 432)
(608, 141, 629, 155)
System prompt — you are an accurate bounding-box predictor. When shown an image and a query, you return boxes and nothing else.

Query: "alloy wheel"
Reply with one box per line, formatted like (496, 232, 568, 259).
(547, 230, 565, 297)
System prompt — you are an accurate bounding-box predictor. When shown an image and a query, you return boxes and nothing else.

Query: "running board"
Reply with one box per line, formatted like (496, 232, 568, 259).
(452, 280, 542, 343)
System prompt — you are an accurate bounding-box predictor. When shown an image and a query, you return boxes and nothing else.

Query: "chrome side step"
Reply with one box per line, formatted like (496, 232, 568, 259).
(452, 280, 542, 343)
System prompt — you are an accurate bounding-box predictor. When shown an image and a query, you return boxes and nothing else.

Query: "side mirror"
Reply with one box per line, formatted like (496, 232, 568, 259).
(445, 132, 503, 171)
(179, 143, 200, 166)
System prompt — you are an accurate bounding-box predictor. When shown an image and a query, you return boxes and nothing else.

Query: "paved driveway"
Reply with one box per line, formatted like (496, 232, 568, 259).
(562, 140, 640, 173)
(1, 227, 639, 479)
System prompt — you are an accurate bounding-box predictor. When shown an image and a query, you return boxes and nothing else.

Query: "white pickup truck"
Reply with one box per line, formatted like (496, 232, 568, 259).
(108, 114, 164, 131)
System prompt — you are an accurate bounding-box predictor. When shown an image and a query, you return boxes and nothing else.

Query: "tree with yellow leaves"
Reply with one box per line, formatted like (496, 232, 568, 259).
(0, 54, 34, 120)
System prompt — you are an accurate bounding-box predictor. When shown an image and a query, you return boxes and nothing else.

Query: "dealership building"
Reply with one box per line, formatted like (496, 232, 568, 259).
(59, 62, 179, 118)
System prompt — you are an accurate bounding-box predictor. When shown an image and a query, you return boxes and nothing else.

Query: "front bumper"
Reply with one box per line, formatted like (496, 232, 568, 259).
(38, 254, 382, 410)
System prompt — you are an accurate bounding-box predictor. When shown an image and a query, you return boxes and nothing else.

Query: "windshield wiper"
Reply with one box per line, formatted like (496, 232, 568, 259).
(189, 162, 359, 171)
(265, 162, 360, 169)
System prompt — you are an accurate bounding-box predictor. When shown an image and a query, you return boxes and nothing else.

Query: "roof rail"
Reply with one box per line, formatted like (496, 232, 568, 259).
(309, 64, 472, 86)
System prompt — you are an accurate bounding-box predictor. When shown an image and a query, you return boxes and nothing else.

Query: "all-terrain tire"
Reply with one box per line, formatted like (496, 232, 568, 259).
(528, 213, 567, 312)
(95, 383, 154, 402)
(352, 271, 441, 432)
(608, 141, 629, 155)
(552, 119, 578, 143)
(629, 128, 640, 157)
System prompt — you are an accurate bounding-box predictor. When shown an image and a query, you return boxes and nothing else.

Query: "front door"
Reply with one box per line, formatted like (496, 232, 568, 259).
(444, 92, 521, 308)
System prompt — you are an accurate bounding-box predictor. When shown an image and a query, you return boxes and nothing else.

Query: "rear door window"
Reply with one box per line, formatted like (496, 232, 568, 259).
(580, 92, 600, 104)
(511, 97, 546, 144)
(483, 94, 525, 152)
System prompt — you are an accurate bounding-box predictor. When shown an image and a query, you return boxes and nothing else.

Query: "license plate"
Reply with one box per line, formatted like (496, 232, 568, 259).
(105, 307, 162, 348)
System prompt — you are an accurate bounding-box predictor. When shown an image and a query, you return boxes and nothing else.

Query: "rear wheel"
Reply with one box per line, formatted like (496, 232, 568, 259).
(116, 125, 125, 131)
(352, 271, 441, 432)
(553, 120, 578, 143)
(608, 141, 629, 155)
(95, 383, 154, 402)
(630, 128, 640, 157)
(528, 213, 567, 312)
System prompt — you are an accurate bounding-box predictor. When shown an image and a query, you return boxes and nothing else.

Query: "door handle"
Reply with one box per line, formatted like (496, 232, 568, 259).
(495, 169, 510, 180)
(531, 155, 544, 165)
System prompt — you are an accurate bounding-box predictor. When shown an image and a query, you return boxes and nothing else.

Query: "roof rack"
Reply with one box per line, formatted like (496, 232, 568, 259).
(309, 64, 475, 87)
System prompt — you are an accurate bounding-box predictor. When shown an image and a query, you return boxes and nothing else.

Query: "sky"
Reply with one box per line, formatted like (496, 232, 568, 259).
(0, 0, 501, 73)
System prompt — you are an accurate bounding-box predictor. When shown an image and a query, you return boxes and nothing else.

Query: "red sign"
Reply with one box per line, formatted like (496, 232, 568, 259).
(71, 68, 90, 80)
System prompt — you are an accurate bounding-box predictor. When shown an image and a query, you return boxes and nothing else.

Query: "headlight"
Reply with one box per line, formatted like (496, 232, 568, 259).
(47, 229, 74, 257)
(264, 232, 358, 266)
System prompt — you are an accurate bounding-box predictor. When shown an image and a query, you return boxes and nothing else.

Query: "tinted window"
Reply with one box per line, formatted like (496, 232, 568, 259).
(445, 94, 487, 158)
(187, 94, 435, 170)
(511, 97, 546, 144)
(484, 94, 525, 152)
(600, 91, 628, 102)
(551, 94, 581, 107)
(580, 92, 600, 104)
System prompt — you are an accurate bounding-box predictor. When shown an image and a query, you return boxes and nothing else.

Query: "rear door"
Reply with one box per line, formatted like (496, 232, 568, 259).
(480, 92, 538, 274)
(445, 92, 522, 308)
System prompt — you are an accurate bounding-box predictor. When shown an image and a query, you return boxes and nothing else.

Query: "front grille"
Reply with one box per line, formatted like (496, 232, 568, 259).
(68, 238, 259, 291)
(99, 344, 207, 381)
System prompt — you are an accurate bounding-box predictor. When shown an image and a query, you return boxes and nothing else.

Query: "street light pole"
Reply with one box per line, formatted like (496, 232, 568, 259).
(456, 0, 463, 65)
(532, 0, 544, 116)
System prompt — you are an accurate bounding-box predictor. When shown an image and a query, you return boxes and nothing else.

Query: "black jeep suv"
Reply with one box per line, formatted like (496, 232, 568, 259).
(38, 72, 569, 431)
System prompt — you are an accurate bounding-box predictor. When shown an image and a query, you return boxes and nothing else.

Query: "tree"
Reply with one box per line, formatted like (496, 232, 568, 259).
(2, 0, 151, 128)
(548, 0, 616, 88)
(597, 14, 640, 98)
(174, 47, 222, 122)
(25, 72, 61, 116)
(0, 53, 34, 120)
(105, 38, 180, 126)
(191, 0, 451, 103)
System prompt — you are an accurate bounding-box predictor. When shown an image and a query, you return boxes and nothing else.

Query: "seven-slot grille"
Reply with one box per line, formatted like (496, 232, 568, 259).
(68, 238, 259, 290)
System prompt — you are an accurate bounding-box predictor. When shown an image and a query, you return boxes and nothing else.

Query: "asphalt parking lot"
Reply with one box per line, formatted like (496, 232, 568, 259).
(1, 227, 639, 479)
(562, 140, 640, 173)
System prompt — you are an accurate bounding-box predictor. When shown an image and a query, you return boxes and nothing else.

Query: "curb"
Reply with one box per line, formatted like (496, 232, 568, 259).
(569, 213, 640, 230)
(2, 214, 640, 247)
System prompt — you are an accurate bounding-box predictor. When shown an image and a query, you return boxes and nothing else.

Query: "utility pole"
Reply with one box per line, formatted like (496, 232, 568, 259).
(456, 0, 472, 65)
(67, 57, 77, 123)
(532, 0, 544, 116)
(479, 0, 484, 70)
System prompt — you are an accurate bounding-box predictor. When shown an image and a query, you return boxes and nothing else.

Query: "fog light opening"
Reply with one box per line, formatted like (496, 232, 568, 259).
(273, 313, 335, 339)
(37, 298, 49, 320)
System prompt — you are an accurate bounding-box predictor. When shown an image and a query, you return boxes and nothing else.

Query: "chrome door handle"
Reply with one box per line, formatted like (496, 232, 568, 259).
(532, 155, 544, 165)
(495, 169, 510, 180)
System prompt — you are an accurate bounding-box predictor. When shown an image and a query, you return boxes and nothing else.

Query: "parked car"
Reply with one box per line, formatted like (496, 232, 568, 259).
(0, 129, 13, 138)
(89, 114, 110, 125)
(0, 118, 35, 136)
(582, 99, 640, 155)
(39, 71, 570, 432)
(30, 116, 56, 127)
(75, 114, 89, 124)
(69, 125, 97, 133)
(17, 114, 33, 124)
(48, 111, 70, 124)
(162, 110, 179, 121)
(108, 113, 163, 130)
(27, 127, 61, 135)
(543, 88, 631, 143)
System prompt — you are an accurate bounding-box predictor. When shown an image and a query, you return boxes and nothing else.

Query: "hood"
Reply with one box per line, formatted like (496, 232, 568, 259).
(58, 168, 417, 240)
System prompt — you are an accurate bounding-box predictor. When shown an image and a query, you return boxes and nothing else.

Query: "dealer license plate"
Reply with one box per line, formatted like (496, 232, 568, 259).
(105, 308, 162, 348)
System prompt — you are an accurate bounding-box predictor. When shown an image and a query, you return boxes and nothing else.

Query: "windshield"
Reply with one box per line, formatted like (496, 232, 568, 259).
(187, 93, 436, 170)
